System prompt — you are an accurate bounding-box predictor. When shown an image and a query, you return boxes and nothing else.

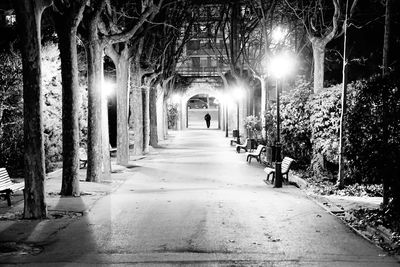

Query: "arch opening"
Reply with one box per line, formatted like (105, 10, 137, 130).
(186, 93, 220, 129)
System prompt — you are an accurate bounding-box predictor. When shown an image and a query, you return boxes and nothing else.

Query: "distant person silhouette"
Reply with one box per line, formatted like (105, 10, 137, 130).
(204, 113, 211, 128)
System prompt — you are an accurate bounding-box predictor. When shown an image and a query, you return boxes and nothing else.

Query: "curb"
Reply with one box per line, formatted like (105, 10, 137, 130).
(305, 192, 400, 261)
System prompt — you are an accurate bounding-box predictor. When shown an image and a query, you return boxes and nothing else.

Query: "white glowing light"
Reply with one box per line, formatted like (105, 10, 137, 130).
(232, 86, 244, 100)
(103, 80, 115, 97)
(171, 94, 181, 104)
(272, 26, 287, 43)
(269, 52, 296, 79)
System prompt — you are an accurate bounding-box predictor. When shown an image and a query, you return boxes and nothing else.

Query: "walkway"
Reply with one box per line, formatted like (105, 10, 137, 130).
(1, 129, 399, 266)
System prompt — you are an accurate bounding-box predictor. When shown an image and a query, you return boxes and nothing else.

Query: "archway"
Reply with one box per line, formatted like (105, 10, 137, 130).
(180, 79, 223, 130)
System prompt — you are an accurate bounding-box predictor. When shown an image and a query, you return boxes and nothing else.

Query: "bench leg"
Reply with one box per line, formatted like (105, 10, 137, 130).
(268, 173, 275, 183)
(283, 173, 289, 183)
(6, 191, 11, 206)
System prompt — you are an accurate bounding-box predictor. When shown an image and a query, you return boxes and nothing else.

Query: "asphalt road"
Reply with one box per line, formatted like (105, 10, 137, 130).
(3, 129, 399, 266)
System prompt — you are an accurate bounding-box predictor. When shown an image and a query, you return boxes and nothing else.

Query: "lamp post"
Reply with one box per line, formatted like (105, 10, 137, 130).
(269, 52, 295, 188)
(233, 87, 244, 144)
(274, 79, 282, 188)
(225, 104, 229, 137)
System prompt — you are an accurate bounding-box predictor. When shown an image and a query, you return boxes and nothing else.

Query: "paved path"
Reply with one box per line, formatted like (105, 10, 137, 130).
(1, 129, 399, 266)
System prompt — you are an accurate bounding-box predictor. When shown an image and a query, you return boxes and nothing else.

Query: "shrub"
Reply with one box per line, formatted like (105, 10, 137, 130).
(0, 51, 24, 176)
(167, 104, 178, 129)
(308, 84, 343, 179)
(280, 80, 313, 168)
(244, 115, 262, 140)
(42, 43, 63, 172)
(346, 75, 400, 187)
(267, 79, 313, 168)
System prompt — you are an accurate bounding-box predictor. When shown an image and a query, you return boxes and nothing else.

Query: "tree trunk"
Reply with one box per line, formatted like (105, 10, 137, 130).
(260, 77, 267, 139)
(149, 86, 158, 147)
(86, 39, 103, 182)
(163, 98, 168, 139)
(14, 0, 48, 219)
(336, 6, 349, 189)
(53, 1, 86, 197)
(101, 58, 111, 179)
(142, 86, 150, 153)
(115, 49, 130, 165)
(131, 63, 143, 155)
(311, 40, 326, 93)
(156, 86, 165, 141)
(382, 0, 393, 76)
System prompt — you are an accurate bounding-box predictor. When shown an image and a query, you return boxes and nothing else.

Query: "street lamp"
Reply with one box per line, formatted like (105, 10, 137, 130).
(232, 87, 244, 144)
(268, 51, 296, 188)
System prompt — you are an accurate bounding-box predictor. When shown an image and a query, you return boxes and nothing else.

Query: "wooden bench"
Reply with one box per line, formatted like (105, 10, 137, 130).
(109, 144, 117, 156)
(246, 145, 265, 164)
(79, 147, 88, 169)
(236, 138, 248, 153)
(0, 168, 24, 206)
(264, 157, 295, 183)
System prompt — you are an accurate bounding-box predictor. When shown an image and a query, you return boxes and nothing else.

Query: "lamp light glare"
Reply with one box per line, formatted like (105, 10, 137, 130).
(272, 26, 287, 43)
(103, 80, 115, 97)
(269, 52, 296, 79)
(171, 94, 181, 104)
(232, 87, 244, 100)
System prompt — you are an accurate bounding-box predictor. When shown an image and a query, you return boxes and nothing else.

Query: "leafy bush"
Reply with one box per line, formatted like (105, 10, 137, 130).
(0, 43, 88, 174)
(308, 84, 343, 178)
(167, 104, 178, 129)
(0, 51, 24, 176)
(280, 80, 313, 168)
(346, 75, 400, 187)
(244, 115, 262, 140)
(267, 79, 313, 168)
(42, 43, 63, 172)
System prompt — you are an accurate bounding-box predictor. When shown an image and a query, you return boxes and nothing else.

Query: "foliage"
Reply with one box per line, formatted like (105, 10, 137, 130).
(308, 84, 342, 165)
(0, 43, 88, 174)
(264, 109, 276, 146)
(279, 79, 313, 168)
(244, 115, 262, 140)
(346, 74, 400, 188)
(345, 208, 400, 255)
(167, 104, 178, 129)
(41, 43, 63, 172)
(0, 51, 24, 176)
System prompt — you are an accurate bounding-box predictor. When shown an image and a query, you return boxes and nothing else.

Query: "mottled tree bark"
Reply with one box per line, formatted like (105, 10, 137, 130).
(86, 39, 104, 182)
(81, 0, 106, 182)
(382, 0, 393, 76)
(100, 58, 111, 179)
(131, 62, 144, 155)
(14, 0, 50, 219)
(53, 0, 86, 196)
(311, 40, 327, 93)
(115, 48, 130, 165)
(142, 86, 150, 153)
(149, 86, 158, 147)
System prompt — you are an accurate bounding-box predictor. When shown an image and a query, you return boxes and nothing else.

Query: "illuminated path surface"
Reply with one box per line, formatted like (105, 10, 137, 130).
(5, 129, 400, 266)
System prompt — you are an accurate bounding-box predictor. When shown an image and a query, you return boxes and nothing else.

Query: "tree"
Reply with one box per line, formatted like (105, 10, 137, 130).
(14, 0, 52, 219)
(336, 0, 359, 188)
(382, 0, 393, 76)
(102, 0, 162, 160)
(285, 0, 344, 93)
(80, 0, 161, 180)
(53, 0, 87, 196)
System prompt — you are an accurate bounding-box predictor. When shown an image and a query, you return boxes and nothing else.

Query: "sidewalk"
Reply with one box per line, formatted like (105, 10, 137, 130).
(0, 131, 398, 264)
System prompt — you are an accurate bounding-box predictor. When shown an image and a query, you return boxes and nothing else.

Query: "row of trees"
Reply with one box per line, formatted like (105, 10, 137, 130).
(6, 0, 399, 219)
(199, 0, 399, 212)
(10, 0, 202, 219)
